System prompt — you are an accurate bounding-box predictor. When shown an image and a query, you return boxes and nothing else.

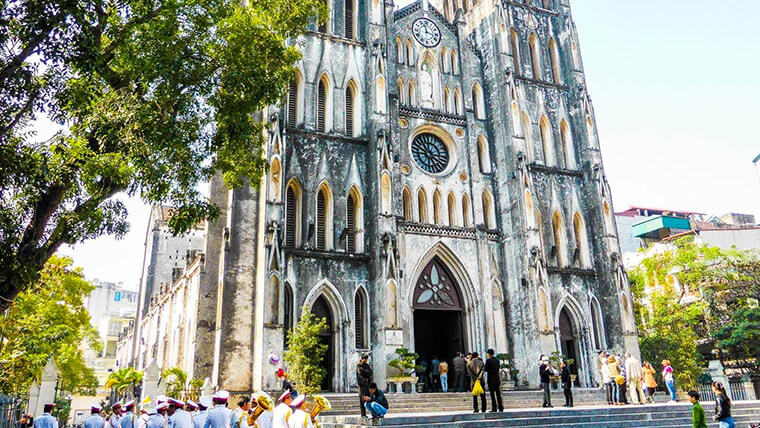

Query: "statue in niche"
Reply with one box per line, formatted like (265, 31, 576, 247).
(419, 63, 434, 108)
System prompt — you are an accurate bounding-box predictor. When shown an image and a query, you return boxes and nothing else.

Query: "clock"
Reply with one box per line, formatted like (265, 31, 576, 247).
(412, 18, 441, 47)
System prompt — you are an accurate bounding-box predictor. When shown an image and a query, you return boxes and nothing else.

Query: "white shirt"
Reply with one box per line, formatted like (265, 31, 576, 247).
(193, 410, 208, 428)
(601, 363, 611, 384)
(204, 405, 232, 428)
(110, 414, 121, 428)
(34, 413, 59, 428)
(286, 410, 313, 428)
(625, 356, 643, 380)
(169, 409, 193, 428)
(270, 403, 292, 428)
(83, 414, 106, 428)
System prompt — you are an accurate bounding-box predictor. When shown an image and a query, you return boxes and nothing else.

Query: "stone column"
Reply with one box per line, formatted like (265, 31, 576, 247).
(141, 360, 164, 405)
(27, 357, 57, 416)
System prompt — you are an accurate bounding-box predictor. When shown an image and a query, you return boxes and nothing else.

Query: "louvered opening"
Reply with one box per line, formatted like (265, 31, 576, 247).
(317, 80, 327, 132)
(283, 285, 293, 349)
(346, 193, 356, 253)
(354, 291, 365, 348)
(345, 85, 354, 137)
(345, 0, 354, 39)
(287, 79, 298, 127)
(317, 189, 326, 250)
(285, 186, 297, 247)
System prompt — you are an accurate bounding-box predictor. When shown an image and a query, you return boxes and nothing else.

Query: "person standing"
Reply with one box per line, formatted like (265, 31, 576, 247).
(601, 358, 613, 405)
(362, 383, 389, 419)
(286, 396, 313, 428)
(712, 382, 735, 428)
(193, 397, 211, 428)
(539, 356, 553, 408)
(356, 354, 373, 418)
(484, 349, 503, 412)
(643, 362, 657, 403)
(431, 356, 441, 392)
(83, 405, 106, 428)
(147, 406, 167, 428)
(271, 392, 293, 428)
(109, 403, 122, 428)
(662, 360, 678, 402)
(452, 353, 465, 392)
(561, 360, 573, 407)
(625, 353, 645, 405)
(616, 355, 628, 404)
(230, 397, 250, 428)
(608, 356, 620, 405)
(467, 352, 486, 413)
(168, 399, 193, 428)
(34, 404, 58, 428)
(598, 352, 608, 389)
(120, 401, 138, 428)
(205, 391, 232, 428)
(688, 390, 708, 428)
(276, 369, 296, 397)
(439, 360, 449, 393)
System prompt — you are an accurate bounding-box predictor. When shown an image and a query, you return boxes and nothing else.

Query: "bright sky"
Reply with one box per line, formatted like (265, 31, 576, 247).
(57, 0, 760, 287)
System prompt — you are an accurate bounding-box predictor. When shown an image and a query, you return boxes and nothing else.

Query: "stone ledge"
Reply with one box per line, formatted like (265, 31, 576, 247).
(286, 248, 372, 262)
(399, 222, 477, 239)
(399, 106, 466, 126)
(527, 163, 584, 178)
(546, 266, 597, 277)
(515, 75, 569, 90)
(284, 127, 369, 145)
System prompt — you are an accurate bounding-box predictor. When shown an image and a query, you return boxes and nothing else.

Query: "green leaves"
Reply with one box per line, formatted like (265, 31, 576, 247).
(282, 307, 328, 396)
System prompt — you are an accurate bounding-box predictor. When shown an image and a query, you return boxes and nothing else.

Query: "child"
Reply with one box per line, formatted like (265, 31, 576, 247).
(688, 390, 707, 428)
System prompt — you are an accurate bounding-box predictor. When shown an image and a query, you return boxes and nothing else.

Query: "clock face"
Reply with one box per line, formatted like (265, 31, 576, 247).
(412, 18, 441, 47)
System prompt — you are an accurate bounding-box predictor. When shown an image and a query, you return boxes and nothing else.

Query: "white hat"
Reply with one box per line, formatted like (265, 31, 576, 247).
(156, 403, 169, 411)
(186, 400, 198, 410)
(198, 397, 212, 409)
(124, 400, 136, 409)
(289, 395, 305, 408)
(156, 395, 168, 404)
(212, 390, 230, 402)
(278, 391, 291, 402)
(168, 398, 185, 407)
(91, 405, 102, 412)
(146, 408, 156, 415)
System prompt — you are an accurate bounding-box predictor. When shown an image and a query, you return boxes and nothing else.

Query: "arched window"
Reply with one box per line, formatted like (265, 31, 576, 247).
(375, 75, 387, 113)
(539, 115, 554, 166)
(511, 101, 521, 136)
(524, 190, 535, 229)
(528, 33, 541, 80)
(354, 288, 368, 349)
(406, 39, 414, 66)
(621, 293, 634, 332)
(266, 276, 280, 325)
(443, 86, 451, 113)
(417, 187, 428, 223)
(447, 191, 457, 227)
(345, 80, 359, 137)
(345, 0, 355, 39)
(346, 186, 363, 253)
(396, 37, 404, 64)
(402, 186, 413, 221)
(287, 70, 304, 127)
(316, 182, 334, 250)
(573, 211, 590, 268)
(560, 119, 575, 169)
(453, 88, 462, 115)
(536, 208, 544, 250)
(482, 188, 496, 229)
(500, 24, 509, 54)
(397, 77, 406, 105)
(571, 40, 580, 69)
(380, 172, 392, 214)
(510, 27, 521, 75)
(462, 194, 472, 227)
(408, 79, 417, 107)
(283, 282, 294, 349)
(521, 111, 533, 162)
(551, 210, 565, 267)
(548, 38, 561, 84)
(318, 0, 330, 33)
(590, 296, 604, 350)
(451, 50, 459, 75)
(477, 134, 491, 173)
(386, 280, 398, 328)
(586, 115, 597, 147)
(285, 179, 302, 248)
(317, 74, 332, 132)
(433, 188, 443, 225)
(269, 158, 282, 202)
(602, 200, 614, 231)
(537, 288, 550, 332)
(441, 47, 448, 73)
(472, 81, 485, 119)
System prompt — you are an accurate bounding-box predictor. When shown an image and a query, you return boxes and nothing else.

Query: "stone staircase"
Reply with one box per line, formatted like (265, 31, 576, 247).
(319, 400, 760, 428)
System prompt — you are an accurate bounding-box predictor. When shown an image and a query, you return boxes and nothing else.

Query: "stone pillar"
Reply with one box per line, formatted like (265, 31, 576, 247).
(708, 360, 730, 396)
(141, 360, 164, 405)
(201, 378, 213, 397)
(27, 357, 57, 416)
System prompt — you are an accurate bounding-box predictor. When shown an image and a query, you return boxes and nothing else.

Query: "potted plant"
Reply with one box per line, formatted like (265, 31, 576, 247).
(388, 348, 419, 393)
(496, 353, 520, 390)
(548, 351, 575, 388)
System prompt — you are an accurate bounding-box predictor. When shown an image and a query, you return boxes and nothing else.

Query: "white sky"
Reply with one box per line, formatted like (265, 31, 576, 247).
(56, 0, 760, 287)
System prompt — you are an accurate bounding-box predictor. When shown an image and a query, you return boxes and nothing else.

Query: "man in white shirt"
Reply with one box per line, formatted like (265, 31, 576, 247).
(83, 405, 105, 428)
(204, 391, 232, 428)
(168, 399, 193, 428)
(625, 352, 645, 405)
(109, 403, 122, 428)
(34, 404, 59, 428)
(193, 397, 211, 428)
(271, 392, 293, 428)
(286, 396, 312, 428)
(119, 401, 138, 428)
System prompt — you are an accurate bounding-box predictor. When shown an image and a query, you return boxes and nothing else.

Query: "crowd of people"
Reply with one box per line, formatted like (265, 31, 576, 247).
(598, 351, 676, 406)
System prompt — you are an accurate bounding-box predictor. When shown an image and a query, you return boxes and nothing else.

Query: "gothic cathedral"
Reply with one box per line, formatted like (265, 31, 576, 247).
(193, 0, 639, 393)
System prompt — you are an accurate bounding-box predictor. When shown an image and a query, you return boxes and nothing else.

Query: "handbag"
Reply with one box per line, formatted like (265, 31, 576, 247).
(471, 370, 485, 396)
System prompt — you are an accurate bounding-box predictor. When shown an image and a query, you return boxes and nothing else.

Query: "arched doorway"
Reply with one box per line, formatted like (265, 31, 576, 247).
(558, 306, 580, 386)
(413, 257, 465, 372)
(311, 295, 334, 391)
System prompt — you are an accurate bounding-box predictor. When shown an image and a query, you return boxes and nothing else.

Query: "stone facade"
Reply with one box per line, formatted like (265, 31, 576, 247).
(195, 0, 639, 393)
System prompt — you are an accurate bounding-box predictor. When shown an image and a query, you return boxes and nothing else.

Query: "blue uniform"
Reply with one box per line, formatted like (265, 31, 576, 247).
(146, 414, 166, 428)
(193, 411, 208, 428)
(120, 412, 138, 428)
(83, 414, 105, 428)
(34, 413, 59, 428)
(204, 405, 232, 428)
(169, 409, 192, 428)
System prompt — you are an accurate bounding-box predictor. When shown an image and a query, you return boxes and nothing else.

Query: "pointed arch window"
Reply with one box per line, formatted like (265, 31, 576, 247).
(482, 188, 496, 229)
(522, 111, 533, 162)
(447, 191, 457, 227)
(345, 80, 359, 137)
(462, 194, 472, 227)
(510, 27, 521, 75)
(375, 75, 387, 113)
(451, 50, 459, 75)
(345, 0, 355, 39)
(551, 210, 565, 267)
(380, 172, 392, 215)
(406, 39, 414, 66)
(285, 180, 302, 248)
(524, 190, 535, 229)
(433, 189, 443, 225)
(590, 296, 604, 350)
(537, 288, 550, 332)
(283, 282, 294, 349)
(472, 82, 485, 119)
(346, 186, 364, 253)
(573, 212, 590, 268)
(477, 134, 491, 173)
(453, 88, 462, 115)
(417, 188, 428, 223)
(548, 37, 561, 84)
(396, 37, 404, 64)
(316, 183, 334, 250)
(560, 119, 575, 169)
(511, 101, 521, 136)
(443, 86, 451, 113)
(269, 158, 282, 202)
(408, 79, 417, 107)
(397, 77, 406, 105)
(528, 33, 541, 80)
(602, 200, 614, 232)
(354, 288, 368, 349)
(402, 186, 413, 221)
(317, 75, 332, 133)
(441, 47, 449, 73)
(539, 115, 554, 166)
(372, 0, 382, 24)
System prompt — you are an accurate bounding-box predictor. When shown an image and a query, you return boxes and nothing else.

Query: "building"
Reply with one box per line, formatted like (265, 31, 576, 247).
(116, 254, 204, 379)
(131, 205, 206, 369)
(85, 279, 138, 359)
(189, 0, 638, 394)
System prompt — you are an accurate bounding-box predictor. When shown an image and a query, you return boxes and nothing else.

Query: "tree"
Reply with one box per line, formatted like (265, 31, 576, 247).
(0, 0, 327, 310)
(162, 367, 202, 400)
(105, 368, 143, 400)
(282, 307, 328, 396)
(0, 255, 99, 395)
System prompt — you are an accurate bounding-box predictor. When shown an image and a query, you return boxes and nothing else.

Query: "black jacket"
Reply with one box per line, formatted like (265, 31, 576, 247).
(484, 357, 501, 386)
(356, 362, 373, 386)
(539, 363, 552, 384)
(561, 366, 571, 388)
(714, 394, 731, 420)
(369, 389, 389, 409)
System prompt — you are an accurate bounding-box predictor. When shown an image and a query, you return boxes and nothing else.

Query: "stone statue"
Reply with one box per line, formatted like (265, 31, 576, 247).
(419, 64, 434, 107)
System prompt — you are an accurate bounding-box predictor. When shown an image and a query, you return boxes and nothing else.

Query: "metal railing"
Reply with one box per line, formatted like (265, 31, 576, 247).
(0, 395, 25, 428)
